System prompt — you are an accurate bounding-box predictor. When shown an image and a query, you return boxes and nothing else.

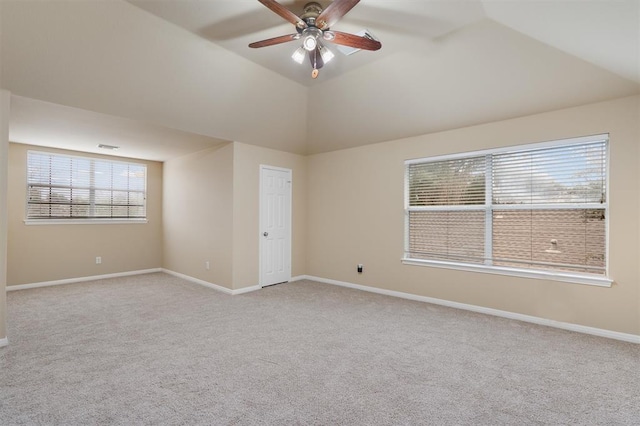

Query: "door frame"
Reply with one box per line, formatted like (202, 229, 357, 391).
(258, 165, 292, 287)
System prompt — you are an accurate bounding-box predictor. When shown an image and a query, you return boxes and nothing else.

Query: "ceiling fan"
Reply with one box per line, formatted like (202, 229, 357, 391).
(249, 0, 382, 79)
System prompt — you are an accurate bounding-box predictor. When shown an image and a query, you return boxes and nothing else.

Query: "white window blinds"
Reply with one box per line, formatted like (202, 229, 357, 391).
(405, 136, 608, 277)
(27, 151, 147, 220)
(407, 156, 487, 264)
(492, 142, 606, 205)
(407, 156, 486, 206)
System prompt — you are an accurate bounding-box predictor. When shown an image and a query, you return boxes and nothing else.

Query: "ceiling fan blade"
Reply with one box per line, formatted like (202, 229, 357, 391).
(309, 47, 324, 69)
(249, 33, 299, 48)
(257, 0, 307, 29)
(316, 0, 360, 30)
(326, 30, 381, 51)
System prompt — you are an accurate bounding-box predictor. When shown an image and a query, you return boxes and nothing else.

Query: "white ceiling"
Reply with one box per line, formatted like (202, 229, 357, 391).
(127, 0, 489, 86)
(1, 0, 639, 160)
(128, 0, 640, 87)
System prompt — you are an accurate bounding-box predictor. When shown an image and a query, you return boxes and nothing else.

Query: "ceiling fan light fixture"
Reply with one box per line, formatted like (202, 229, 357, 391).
(302, 34, 317, 51)
(301, 27, 322, 51)
(319, 45, 334, 63)
(291, 47, 306, 64)
(323, 31, 335, 41)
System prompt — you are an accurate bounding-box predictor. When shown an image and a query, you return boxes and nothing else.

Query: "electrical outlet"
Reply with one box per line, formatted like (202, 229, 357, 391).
(205, 261, 210, 270)
(96, 256, 102, 264)
(357, 264, 363, 273)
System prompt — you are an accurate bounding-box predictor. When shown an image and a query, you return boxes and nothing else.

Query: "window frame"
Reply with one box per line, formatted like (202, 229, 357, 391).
(25, 150, 148, 225)
(403, 134, 612, 287)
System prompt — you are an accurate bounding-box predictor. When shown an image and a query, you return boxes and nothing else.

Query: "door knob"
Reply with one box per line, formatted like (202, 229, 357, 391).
(263, 232, 269, 237)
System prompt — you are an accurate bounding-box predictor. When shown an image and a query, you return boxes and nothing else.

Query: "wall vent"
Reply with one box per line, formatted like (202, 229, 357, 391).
(97, 144, 120, 150)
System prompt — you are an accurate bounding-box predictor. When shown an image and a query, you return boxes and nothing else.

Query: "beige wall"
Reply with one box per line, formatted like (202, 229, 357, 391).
(162, 141, 307, 291)
(307, 95, 640, 335)
(162, 143, 234, 288)
(7, 143, 163, 286)
(0, 90, 9, 341)
(232, 142, 307, 290)
(2, 96, 637, 337)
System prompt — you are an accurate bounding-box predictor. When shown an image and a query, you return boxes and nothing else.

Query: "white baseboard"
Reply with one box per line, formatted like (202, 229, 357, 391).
(161, 269, 261, 296)
(0, 337, 8, 348)
(6, 268, 163, 292)
(299, 275, 640, 345)
(233, 285, 262, 295)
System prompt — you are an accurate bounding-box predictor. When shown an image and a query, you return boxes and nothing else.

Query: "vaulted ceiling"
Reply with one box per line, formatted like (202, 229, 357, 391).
(1, 0, 638, 160)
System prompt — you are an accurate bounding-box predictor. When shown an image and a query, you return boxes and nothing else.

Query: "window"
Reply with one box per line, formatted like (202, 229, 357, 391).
(27, 151, 147, 222)
(404, 135, 609, 285)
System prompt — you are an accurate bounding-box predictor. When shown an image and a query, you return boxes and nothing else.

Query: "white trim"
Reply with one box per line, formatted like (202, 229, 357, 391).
(404, 133, 609, 164)
(233, 285, 262, 295)
(6, 269, 162, 291)
(162, 269, 233, 294)
(401, 258, 611, 287)
(258, 164, 292, 173)
(161, 269, 261, 296)
(409, 205, 486, 212)
(25, 219, 148, 225)
(299, 275, 638, 344)
(484, 154, 493, 266)
(490, 203, 607, 211)
(410, 203, 607, 212)
(604, 138, 611, 278)
(0, 337, 8, 348)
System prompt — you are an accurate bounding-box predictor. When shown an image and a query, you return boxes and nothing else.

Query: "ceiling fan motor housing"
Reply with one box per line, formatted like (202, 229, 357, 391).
(298, 2, 325, 51)
(301, 2, 323, 23)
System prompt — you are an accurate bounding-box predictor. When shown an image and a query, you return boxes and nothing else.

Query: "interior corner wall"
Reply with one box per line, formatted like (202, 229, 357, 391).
(0, 90, 10, 342)
(162, 143, 234, 289)
(231, 142, 307, 290)
(307, 95, 640, 336)
(636, 95, 640, 335)
(6, 143, 163, 286)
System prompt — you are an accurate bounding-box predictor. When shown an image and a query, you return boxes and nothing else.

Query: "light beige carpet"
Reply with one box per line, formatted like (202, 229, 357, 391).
(0, 272, 638, 425)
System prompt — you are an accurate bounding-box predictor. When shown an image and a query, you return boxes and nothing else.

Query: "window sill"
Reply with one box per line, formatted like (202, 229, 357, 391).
(401, 258, 612, 287)
(25, 219, 148, 226)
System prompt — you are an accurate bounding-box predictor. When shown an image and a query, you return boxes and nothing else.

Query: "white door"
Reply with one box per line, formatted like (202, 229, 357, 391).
(259, 166, 292, 287)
